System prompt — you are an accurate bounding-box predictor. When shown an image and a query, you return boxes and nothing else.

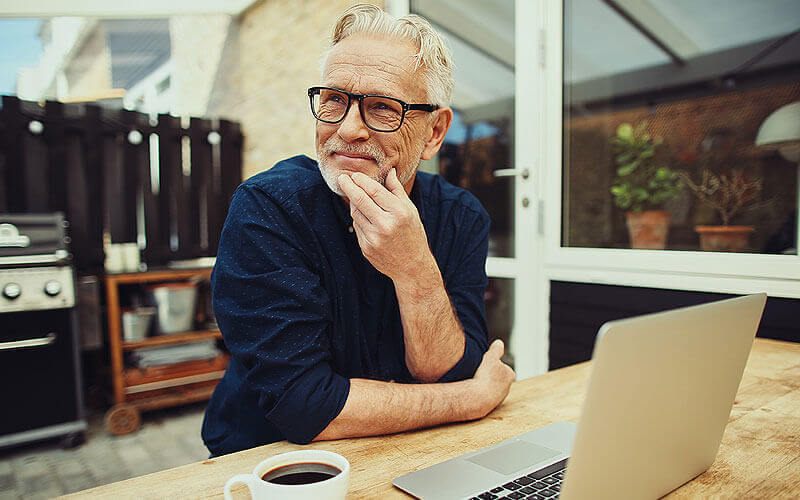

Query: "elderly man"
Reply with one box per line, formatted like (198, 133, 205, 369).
(202, 4, 514, 457)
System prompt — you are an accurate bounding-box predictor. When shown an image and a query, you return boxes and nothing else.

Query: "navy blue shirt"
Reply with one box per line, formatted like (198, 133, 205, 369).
(202, 155, 490, 456)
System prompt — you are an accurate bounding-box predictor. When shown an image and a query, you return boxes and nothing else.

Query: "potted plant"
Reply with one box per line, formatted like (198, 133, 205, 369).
(609, 122, 682, 249)
(679, 168, 767, 252)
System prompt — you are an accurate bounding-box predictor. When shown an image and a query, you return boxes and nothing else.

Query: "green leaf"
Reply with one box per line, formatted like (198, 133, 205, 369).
(617, 123, 633, 140)
(632, 188, 648, 201)
(616, 152, 634, 164)
(617, 161, 639, 176)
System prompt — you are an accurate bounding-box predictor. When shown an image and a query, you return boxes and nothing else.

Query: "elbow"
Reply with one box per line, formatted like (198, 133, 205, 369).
(406, 358, 451, 383)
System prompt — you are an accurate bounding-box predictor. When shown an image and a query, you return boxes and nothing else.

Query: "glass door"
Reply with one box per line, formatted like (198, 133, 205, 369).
(409, 0, 545, 377)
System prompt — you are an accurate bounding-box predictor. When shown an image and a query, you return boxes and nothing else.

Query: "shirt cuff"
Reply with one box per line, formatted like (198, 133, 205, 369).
(436, 336, 483, 383)
(266, 364, 350, 444)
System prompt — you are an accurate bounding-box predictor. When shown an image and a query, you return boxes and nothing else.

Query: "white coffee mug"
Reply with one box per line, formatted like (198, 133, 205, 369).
(223, 449, 350, 500)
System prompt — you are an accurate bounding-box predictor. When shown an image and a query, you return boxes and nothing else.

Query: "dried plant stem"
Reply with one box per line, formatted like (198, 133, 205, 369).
(679, 169, 766, 225)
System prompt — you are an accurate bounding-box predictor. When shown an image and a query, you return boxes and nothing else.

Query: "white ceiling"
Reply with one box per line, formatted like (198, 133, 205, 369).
(415, 0, 799, 110)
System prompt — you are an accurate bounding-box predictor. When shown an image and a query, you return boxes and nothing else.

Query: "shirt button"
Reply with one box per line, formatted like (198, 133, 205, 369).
(348, 226, 354, 233)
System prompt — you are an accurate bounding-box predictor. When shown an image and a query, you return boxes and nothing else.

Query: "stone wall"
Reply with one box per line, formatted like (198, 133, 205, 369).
(205, 0, 383, 180)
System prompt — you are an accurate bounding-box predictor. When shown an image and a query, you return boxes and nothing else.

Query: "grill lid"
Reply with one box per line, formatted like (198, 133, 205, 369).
(0, 213, 69, 264)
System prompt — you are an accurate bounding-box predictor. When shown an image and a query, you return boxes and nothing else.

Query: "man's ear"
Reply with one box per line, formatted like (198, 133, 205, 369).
(421, 107, 453, 160)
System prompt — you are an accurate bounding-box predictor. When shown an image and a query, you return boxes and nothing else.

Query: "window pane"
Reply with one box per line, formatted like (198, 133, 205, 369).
(412, 0, 516, 257)
(563, 0, 800, 254)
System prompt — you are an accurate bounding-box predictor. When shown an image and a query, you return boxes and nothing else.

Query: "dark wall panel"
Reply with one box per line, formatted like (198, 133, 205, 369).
(549, 281, 800, 370)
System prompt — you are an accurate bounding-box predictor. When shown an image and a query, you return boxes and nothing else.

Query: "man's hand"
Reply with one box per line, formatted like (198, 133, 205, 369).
(469, 339, 516, 419)
(337, 169, 434, 286)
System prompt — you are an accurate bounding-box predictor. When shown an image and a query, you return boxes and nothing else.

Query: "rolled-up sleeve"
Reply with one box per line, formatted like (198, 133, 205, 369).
(437, 207, 491, 383)
(213, 185, 349, 443)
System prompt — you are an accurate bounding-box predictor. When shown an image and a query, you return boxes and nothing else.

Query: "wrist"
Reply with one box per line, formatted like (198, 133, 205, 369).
(460, 379, 489, 421)
(392, 253, 442, 299)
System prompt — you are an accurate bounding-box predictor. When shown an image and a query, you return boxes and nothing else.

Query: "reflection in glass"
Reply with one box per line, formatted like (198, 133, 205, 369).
(563, 0, 800, 254)
(485, 277, 514, 368)
(411, 1, 516, 257)
(439, 110, 515, 257)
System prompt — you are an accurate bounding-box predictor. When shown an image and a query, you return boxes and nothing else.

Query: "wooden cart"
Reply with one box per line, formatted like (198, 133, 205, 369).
(103, 268, 228, 435)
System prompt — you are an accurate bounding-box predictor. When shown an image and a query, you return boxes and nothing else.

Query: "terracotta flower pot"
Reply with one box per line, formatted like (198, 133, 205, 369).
(626, 210, 670, 249)
(695, 225, 754, 252)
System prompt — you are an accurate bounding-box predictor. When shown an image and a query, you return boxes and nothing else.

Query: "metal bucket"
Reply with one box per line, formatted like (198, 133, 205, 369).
(149, 283, 198, 334)
(121, 307, 156, 341)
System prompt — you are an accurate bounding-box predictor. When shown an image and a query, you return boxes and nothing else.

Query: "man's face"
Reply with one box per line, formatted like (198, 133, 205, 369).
(316, 35, 433, 196)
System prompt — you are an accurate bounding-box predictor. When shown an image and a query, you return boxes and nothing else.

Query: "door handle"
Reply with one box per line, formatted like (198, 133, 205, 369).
(0, 332, 57, 350)
(493, 168, 529, 179)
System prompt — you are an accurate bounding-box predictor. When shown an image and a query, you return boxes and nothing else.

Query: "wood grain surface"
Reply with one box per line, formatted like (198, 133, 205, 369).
(61, 338, 800, 499)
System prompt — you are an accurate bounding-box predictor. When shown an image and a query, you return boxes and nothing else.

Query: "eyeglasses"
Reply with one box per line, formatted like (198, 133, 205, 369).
(308, 86, 439, 133)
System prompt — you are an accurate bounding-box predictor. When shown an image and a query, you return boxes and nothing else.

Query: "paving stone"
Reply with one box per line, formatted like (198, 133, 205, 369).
(0, 404, 209, 498)
(60, 472, 97, 494)
(52, 455, 87, 477)
(10, 454, 49, 478)
(22, 488, 64, 500)
(0, 491, 20, 500)
(115, 437, 161, 477)
(0, 474, 15, 492)
(81, 441, 131, 486)
(17, 473, 61, 498)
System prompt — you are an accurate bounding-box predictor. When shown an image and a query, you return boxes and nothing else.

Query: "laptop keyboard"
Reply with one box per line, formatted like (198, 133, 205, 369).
(468, 458, 567, 500)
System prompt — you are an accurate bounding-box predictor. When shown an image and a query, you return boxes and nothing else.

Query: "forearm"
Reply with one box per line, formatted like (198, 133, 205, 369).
(394, 255, 465, 382)
(313, 377, 482, 441)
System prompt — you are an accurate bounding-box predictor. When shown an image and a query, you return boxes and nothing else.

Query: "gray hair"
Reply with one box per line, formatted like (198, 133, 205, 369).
(321, 3, 454, 107)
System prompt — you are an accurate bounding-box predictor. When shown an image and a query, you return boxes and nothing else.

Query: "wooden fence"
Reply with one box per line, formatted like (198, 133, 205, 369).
(0, 96, 242, 273)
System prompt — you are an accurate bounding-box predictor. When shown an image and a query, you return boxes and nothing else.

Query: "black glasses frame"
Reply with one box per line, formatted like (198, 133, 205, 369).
(308, 86, 439, 133)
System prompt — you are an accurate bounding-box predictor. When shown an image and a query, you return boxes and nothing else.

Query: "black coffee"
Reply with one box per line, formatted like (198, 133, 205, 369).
(261, 462, 341, 485)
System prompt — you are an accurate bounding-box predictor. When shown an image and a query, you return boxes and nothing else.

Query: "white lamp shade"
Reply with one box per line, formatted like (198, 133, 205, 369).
(756, 101, 800, 162)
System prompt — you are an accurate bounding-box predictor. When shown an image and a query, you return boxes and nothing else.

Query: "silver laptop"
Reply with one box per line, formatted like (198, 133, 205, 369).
(393, 293, 767, 500)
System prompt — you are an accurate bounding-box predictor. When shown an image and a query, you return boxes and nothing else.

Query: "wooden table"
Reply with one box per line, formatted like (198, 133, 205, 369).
(63, 338, 800, 499)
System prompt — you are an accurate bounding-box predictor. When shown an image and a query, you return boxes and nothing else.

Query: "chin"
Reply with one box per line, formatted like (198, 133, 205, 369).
(319, 161, 346, 197)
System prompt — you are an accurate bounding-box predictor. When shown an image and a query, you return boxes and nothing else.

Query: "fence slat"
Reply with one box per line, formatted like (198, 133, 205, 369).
(2, 97, 27, 212)
(83, 105, 106, 271)
(189, 117, 212, 257)
(215, 119, 243, 255)
(45, 101, 68, 213)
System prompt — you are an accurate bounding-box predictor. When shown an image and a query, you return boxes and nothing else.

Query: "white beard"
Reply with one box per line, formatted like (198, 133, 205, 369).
(317, 136, 421, 196)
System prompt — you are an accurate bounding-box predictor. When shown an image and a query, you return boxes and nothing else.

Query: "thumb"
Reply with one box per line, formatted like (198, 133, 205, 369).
(385, 168, 405, 195)
(488, 339, 505, 357)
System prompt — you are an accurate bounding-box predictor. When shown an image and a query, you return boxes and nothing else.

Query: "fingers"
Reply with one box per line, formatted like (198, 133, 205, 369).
(385, 168, 407, 197)
(338, 174, 382, 223)
(351, 171, 402, 210)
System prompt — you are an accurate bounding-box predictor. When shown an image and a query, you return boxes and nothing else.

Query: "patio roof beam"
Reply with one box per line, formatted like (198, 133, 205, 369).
(602, 0, 687, 66)
(0, 0, 258, 18)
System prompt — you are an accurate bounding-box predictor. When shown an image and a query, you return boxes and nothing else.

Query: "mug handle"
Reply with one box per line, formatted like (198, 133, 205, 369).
(224, 473, 257, 500)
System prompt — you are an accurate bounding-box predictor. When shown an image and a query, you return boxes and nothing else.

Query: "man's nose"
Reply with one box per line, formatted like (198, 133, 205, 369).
(337, 100, 370, 142)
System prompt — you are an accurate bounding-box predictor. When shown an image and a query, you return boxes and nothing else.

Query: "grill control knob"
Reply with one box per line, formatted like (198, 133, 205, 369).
(3, 282, 22, 300)
(44, 280, 62, 297)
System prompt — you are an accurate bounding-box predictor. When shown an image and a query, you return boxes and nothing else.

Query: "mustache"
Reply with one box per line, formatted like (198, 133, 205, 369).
(322, 137, 386, 164)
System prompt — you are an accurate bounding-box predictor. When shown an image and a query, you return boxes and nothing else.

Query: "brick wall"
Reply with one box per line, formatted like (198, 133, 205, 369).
(205, 0, 382, 180)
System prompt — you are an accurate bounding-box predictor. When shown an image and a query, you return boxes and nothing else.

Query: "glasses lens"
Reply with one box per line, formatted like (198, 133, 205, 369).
(313, 88, 348, 122)
(363, 96, 404, 132)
